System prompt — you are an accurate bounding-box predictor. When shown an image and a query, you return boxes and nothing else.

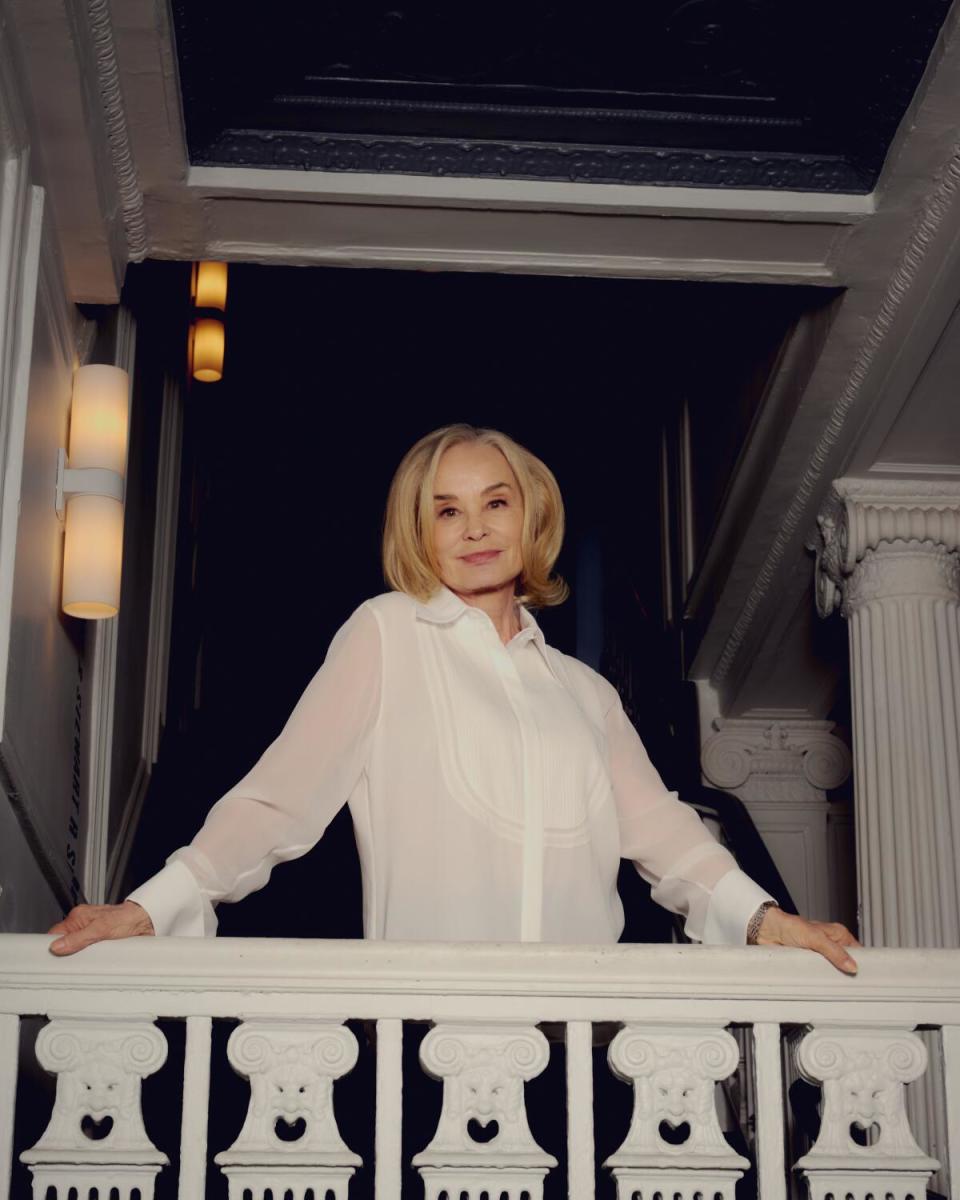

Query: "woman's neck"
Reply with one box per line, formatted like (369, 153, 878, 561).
(451, 583, 521, 645)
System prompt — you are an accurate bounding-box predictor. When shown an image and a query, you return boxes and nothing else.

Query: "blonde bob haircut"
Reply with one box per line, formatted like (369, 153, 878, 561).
(383, 423, 569, 608)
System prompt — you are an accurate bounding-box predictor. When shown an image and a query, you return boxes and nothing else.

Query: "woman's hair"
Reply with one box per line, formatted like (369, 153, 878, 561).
(383, 423, 569, 608)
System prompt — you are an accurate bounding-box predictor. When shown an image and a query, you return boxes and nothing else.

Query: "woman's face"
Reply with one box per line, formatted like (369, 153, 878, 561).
(431, 441, 524, 598)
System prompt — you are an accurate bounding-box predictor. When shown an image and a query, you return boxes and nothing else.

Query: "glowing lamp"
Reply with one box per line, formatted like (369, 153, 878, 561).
(190, 317, 226, 383)
(191, 260, 228, 311)
(56, 364, 130, 619)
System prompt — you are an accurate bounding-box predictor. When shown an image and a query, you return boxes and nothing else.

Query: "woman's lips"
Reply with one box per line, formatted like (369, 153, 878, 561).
(460, 550, 502, 565)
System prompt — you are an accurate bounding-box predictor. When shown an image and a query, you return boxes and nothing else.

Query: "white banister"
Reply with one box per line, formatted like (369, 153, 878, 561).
(0, 1014, 18, 1199)
(753, 1022, 787, 1200)
(565, 1019, 595, 1200)
(0, 935, 957, 1200)
(374, 1017, 403, 1200)
(177, 1015, 212, 1200)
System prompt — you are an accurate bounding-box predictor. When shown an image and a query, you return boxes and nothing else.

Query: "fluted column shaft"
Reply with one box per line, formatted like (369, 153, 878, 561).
(847, 542, 960, 945)
(815, 480, 960, 949)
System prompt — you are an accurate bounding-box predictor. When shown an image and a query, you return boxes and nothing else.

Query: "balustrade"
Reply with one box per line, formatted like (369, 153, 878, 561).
(0, 937, 958, 1200)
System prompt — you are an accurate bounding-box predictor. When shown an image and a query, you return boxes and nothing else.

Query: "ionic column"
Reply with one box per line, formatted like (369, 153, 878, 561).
(814, 478, 960, 1192)
(814, 478, 960, 949)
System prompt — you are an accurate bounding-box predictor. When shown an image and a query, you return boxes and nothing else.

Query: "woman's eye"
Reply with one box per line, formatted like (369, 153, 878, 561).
(488, 498, 507, 508)
(438, 507, 458, 518)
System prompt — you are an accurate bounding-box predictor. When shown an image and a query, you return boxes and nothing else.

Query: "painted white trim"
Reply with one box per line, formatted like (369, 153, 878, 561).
(105, 755, 148, 904)
(0, 173, 42, 739)
(869, 461, 960, 477)
(140, 373, 182, 766)
(188, 165, 875, 222)
(82, 308, 136, 904)
(206, 239, 837, 283)
(1, 937, 956, 1018)
(101, 371, 183, 903)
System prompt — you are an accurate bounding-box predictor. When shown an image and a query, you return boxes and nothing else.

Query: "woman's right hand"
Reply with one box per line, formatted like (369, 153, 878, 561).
(47, 900, 154, 955)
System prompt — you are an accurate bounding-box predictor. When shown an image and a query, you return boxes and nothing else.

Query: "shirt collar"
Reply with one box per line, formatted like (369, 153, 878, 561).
(414, 587, 559, 677)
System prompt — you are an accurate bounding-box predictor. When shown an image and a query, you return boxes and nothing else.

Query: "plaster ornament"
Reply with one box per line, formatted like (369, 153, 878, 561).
(604, 1024, 748, 1200)
(795, 1026, 938, 1200)
(20, 1016, 168, 1200)
(214, 1020, 361, 1200)
(413, 1022, 557, 1200)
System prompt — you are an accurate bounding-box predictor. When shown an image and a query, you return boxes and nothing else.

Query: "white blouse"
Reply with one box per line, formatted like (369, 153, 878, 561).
(128, 587, 774, 945)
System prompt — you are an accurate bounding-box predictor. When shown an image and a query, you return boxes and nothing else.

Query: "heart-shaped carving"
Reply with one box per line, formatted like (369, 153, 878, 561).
(467, 1117, 500, 1144)
(274, 1116, 307, 1142)
(850, 1120, 881, 1147)
(658, 1118, 691, 1145)
(81, 1114, 114, 1141)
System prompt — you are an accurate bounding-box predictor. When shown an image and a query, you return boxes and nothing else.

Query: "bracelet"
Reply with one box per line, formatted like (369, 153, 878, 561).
(746, 901, 777, 945)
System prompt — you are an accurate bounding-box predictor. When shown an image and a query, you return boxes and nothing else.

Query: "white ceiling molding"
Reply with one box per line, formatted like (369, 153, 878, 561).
(85, 0, 146, 262)
(709, 137, 960, 691)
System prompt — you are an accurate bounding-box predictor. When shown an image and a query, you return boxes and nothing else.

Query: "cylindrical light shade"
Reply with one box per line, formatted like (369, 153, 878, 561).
(192, 261, 228, 311)
(62, 494, 124, 618)
(191, 318, 225, 382)
(69, 364, 129, 475)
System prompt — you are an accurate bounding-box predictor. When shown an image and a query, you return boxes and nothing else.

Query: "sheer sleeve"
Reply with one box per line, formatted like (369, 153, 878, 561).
(127, 602, 381, 936)
(602, 681, 775, 944)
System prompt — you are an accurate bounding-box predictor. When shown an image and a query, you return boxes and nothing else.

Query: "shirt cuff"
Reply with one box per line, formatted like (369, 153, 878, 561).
(700, 868, 776, 946)
(126, 859, 218, 938)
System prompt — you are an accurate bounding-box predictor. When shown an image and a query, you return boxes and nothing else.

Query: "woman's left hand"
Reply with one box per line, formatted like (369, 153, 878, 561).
(755, 906, 861, 975)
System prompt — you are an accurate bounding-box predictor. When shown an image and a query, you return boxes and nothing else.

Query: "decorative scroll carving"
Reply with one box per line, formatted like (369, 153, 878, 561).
(20, 1017, 168, 1199)
(413, 1022, 556, 1200)
(604, 1024, 748, 1200)
(795, 1026, 939, 1200)
(85, 0, 147, 259)
(702, 718, 851, 795)
(813, 479, 960, 618)
(215, 1020, 361, 1200)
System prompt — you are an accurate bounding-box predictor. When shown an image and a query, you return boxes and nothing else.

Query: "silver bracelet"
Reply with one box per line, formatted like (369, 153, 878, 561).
(746, 901, 777, 945)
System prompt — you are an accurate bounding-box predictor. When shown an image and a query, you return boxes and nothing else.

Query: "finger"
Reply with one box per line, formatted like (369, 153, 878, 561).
(49, 920, 110, 956)
(819, 922, 860, 948)
(810, 930, 858, 975)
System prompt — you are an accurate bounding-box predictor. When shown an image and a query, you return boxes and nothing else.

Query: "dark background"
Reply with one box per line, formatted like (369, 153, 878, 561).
(122, 260, 822, 947)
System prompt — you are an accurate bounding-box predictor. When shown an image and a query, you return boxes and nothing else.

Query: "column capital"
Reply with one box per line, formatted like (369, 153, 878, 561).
(813, 477, 960, 616)
(701, 716, 851, 796)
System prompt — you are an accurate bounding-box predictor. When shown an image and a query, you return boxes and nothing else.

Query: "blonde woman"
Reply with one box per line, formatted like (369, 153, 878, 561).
(50, 424, 859, 971)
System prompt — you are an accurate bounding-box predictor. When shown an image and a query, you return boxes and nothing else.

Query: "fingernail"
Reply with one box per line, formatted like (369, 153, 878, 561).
(49, 939, 65, 953)
(843, 960, 858, 975)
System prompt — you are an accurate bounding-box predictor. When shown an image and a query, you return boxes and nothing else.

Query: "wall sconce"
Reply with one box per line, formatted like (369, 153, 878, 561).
(188, 261, 228, 382)
(56, 364, 130, 619)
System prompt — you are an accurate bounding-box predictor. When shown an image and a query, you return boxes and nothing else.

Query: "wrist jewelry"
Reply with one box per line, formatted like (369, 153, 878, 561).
(747, 900, 777, 945)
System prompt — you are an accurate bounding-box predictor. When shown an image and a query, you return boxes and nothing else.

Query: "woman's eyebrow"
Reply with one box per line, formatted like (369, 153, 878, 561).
(433, 482, 512, 501)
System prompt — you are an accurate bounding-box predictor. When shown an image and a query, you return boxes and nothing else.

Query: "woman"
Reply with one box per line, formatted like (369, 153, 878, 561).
(49, 424, 859, 970)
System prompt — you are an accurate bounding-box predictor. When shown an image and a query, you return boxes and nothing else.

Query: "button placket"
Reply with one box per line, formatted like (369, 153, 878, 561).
(481, 624, 544, 942)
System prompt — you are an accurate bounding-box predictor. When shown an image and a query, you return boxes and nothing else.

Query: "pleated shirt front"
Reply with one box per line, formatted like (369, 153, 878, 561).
(129, 588, 772, 944)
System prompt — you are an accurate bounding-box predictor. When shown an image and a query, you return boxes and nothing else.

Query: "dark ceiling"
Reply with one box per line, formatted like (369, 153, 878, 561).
(172, 0, 950, 192)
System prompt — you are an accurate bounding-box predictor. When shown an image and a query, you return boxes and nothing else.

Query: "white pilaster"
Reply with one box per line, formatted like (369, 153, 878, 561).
(701, 716, 852, 922)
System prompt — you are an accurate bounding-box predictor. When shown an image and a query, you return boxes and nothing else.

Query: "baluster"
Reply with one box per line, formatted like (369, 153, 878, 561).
(566, 1021, 595, 1200)
(753, 1023, 787, 1200)
(412, 1021, 558, 1200)
(794, 1025, 939, 1200)
(602, 1023, 749, 1200)
(178, 1016, 212, 1200)
(374, 1019, 402, 1200)
(214, 1018, 362, 1200)
(0, 1014, 19, 1199)
(19, 1016, 169, 1200)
